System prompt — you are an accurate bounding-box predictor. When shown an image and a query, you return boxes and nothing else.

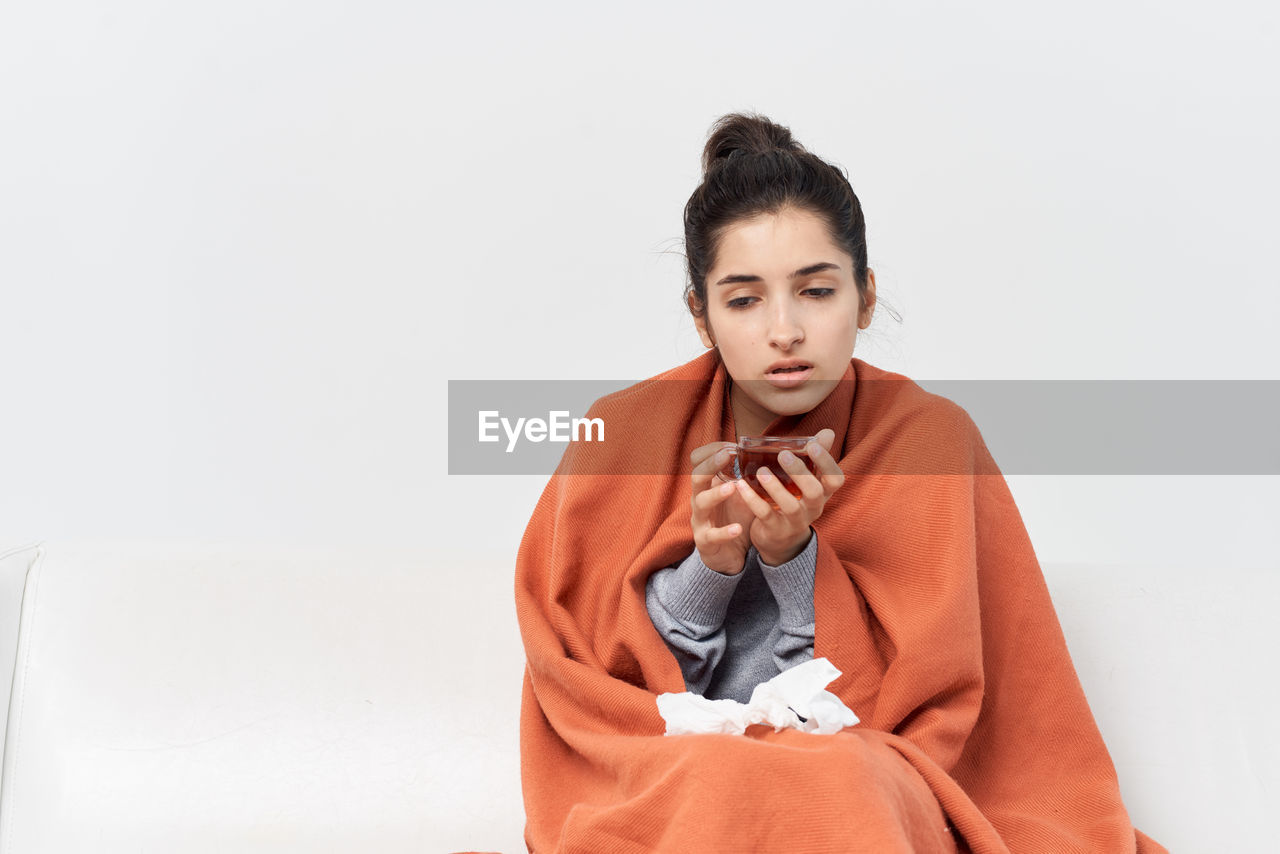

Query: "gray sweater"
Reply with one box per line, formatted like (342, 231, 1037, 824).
(644, 531, 818, 704)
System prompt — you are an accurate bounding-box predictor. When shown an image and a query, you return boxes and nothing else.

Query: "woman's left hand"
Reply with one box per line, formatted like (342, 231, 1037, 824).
(736, 428, 845, 566)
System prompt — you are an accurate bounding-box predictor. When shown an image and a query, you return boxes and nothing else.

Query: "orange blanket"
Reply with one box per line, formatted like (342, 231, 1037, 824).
(515, 350, 1164, 853)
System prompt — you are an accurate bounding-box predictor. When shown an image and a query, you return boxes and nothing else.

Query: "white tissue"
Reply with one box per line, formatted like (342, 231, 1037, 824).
(656, 657, 859, 736)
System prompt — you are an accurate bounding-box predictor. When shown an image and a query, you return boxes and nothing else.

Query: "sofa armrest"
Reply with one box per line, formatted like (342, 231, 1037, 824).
(0, 541, 44, 793)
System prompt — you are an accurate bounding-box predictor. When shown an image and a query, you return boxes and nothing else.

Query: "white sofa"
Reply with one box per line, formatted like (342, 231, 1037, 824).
(2, 539, 1275, 853)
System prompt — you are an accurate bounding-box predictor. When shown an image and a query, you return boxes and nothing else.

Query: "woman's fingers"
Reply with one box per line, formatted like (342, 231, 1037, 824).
(691, 442, 737, 491)
(693, 479, 738, 519)
(735, 471, 792, 518)
(795, 431, 845, 496)
(693, 480, 745, 548)
(802, 440, 845, 496)
(701, 520, 743, 542)
(691, 441, 732, 467)
(774, 449, 824, 502)
(756, 465, 806, 513)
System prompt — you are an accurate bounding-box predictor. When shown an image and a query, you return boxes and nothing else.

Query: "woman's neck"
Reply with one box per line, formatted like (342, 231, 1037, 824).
(728, 382, 775, 438)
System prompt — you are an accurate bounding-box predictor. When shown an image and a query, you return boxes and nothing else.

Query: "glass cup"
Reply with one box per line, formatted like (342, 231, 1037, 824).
(722, 435, 819, 509)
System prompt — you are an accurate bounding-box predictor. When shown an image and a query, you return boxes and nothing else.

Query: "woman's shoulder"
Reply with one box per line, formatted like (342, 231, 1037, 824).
(854, 359, 976, 432)
(852, 359, 993, 473)
(584, 350, 719, 420)
(545, 351, 719, 479)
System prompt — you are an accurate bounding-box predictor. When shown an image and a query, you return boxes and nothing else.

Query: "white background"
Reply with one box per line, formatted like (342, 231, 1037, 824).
(2, 1, 1277, 850)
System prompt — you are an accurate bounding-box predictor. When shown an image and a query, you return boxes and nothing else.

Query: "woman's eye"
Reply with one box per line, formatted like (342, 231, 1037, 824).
(727, 289, 832, 308)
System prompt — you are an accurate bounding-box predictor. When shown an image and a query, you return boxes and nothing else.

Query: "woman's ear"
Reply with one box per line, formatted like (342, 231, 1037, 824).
(689, 293, 717, 349)
(858, 269, 877, 330)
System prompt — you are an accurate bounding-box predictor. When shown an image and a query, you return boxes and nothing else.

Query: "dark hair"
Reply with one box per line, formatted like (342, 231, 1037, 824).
(683, 112, 871, 320)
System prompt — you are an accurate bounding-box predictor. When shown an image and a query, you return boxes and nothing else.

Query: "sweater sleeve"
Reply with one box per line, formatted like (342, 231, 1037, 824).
(645, 548, 745, 694)
(757, 529, 818, 672)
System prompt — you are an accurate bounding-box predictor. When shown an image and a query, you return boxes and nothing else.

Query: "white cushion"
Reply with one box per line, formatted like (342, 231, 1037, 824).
(0, 540, 45, 777)
(0, 541, 524, 854)
(2, 541, 1275, 853)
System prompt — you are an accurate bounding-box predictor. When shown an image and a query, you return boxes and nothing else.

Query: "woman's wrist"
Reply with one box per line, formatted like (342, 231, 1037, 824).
(757, 528, 813, 568)
(701, 551, 746, 575)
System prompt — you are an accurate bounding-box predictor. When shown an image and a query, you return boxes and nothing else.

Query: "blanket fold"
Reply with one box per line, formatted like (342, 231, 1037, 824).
(515, 350, 1164, 854)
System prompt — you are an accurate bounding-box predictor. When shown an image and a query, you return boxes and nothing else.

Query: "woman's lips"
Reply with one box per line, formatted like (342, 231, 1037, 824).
(765, 366, 813, 388)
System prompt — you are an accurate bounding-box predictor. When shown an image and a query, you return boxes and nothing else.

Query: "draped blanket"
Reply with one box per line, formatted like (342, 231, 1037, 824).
(514, 350, 1164, 854)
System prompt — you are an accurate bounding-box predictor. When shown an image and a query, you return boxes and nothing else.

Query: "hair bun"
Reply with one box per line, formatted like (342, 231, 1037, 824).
(701, 112, 804, 175)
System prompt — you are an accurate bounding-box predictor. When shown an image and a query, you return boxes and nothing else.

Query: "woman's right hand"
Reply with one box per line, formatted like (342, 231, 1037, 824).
(689, 441, 754, 575)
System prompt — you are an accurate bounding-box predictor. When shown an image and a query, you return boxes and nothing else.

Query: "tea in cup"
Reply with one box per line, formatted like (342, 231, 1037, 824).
(727, 435, 819, 508)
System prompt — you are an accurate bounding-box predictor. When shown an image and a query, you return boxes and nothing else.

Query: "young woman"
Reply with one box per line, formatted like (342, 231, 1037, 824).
(644, 197, 870, 705)
(515, 113, 1164, 853)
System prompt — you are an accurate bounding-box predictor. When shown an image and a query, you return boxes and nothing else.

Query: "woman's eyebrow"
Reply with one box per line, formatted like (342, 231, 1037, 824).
(713, 262, 841, 287)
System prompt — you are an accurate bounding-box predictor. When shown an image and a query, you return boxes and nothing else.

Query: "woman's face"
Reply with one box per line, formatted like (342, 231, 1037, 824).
(691, 206, 875, 437)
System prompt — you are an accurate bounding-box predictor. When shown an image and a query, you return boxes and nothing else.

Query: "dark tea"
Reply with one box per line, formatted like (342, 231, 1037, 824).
(736, 436, 818, 508)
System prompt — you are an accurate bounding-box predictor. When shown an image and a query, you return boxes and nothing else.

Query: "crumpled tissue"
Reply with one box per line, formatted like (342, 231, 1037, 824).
(656, 657, 859, 736)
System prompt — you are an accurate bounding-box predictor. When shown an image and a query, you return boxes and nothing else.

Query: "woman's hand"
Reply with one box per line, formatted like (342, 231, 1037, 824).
(689, 441, 755, 575)
(736, 428, 845, 566)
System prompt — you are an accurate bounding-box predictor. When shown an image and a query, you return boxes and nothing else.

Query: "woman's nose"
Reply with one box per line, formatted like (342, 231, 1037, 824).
(767, 303, 803, 349)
